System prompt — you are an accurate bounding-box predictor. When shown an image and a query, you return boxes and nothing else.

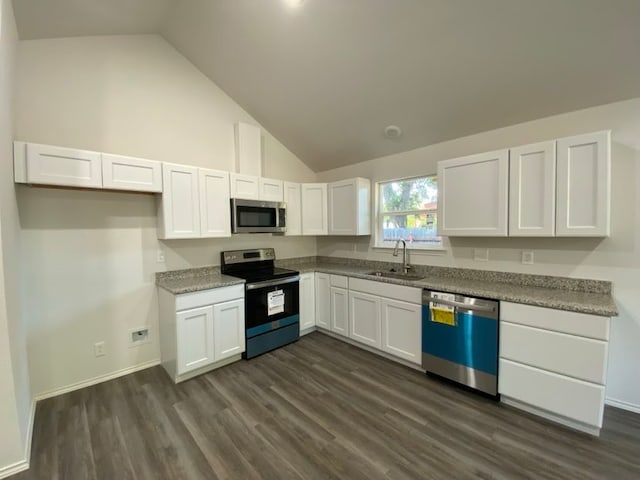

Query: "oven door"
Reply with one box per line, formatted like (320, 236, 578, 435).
(244, 276, 300, 332)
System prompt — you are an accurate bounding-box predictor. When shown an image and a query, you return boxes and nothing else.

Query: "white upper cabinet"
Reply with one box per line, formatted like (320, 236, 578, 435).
(301, 183, 328, 235)
(438, 149, 509, 236)
(199, 168, 231, 238)
(158, 163, 201, 239)
(259, 177, 284, 202)
(283, 182, 302, 236)
(102, 153, 162, 192)
(509, 141, 556, 236)
(328, 177, 371, 236)
(235, 122, 262, 177)
(229, 173, 260, 200)
(19, 142, 102, 188)
(556, 131, 611, 237)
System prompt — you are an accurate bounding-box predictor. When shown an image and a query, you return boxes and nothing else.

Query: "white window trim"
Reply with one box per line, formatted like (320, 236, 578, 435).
(374, 175, 444, 251)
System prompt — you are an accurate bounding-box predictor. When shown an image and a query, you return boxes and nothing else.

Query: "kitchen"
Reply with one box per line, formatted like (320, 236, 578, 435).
(1, 1, 640, 479)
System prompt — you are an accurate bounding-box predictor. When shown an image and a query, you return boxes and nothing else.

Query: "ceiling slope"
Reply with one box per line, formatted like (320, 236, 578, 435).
(12, 0, 640, 172)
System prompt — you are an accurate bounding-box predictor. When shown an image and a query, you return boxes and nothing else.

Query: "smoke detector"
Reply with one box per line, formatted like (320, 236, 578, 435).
(384, 125, 403, 139)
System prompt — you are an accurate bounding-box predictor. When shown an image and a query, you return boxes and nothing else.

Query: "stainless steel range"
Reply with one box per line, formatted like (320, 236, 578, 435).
(221, 248, 300, 359)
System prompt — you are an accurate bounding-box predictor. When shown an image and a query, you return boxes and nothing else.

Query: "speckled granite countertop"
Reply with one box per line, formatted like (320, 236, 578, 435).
(156, 266, 244, 294)
(156, 257, 617, 317)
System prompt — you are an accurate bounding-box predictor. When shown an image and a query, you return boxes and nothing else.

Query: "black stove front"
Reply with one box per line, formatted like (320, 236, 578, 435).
(221, 249, 300, 359)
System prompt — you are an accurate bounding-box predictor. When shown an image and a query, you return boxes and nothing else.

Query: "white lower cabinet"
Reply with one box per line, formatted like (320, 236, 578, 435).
(330, 286, 349, 337)
(381, 298, 422, 364)
(315, 273, 330, 329)
(299, 273, 316, 333)
(176, 305, 215, 374)
(499, 301, 610, 434)
(349, 291, 381, 348)
(159, 284, 245, 382)
(212, 299, 245, 361)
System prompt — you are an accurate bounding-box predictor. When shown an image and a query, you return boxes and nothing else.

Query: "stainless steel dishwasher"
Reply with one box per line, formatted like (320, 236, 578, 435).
(422, 290, 499, 396)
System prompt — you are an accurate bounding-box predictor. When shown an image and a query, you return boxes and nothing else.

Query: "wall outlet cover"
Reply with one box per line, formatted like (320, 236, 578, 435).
(522, 251, 534, 265)
(94, 341, 106, 357)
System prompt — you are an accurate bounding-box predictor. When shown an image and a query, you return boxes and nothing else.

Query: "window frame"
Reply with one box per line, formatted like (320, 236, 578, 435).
(374, 174, 444, 251)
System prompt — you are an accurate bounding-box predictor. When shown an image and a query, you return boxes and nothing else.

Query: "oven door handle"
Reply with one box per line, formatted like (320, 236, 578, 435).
(245, 275, 300, 290)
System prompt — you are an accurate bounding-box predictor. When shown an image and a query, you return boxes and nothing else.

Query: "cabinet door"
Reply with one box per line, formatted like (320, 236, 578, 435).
(330, 286, 349, 337)
(328, 177, 371, 236)
(437, 150, 509, 236)
(213, 298, 245, 361)
(508, 141, 556, 236)
(299, 273, 316, 333)
(315, 273, 330, 329)
(101, 153, 162, 192)
(381, 298, 421, 364)
(556, 131, 610, 237)
(301, 183, 328, 235)
(230, 173, 260, 200)
(283, 182, 302, 236)
(349, 291, 381, 348)
(158, 163, 200, 239)
(259, 178, 284, 202)
(329, 179, 356, 235)
(199, 168, 231, 238)
(176, 305, 215, 375)
(26, 143, 102, 188)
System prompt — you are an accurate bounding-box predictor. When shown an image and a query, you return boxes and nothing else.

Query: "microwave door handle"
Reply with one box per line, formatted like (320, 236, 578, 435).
(245, 275, 300, 290)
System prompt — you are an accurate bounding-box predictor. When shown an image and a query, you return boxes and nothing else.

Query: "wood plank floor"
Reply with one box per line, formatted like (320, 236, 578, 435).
(13, 332, 640, 480)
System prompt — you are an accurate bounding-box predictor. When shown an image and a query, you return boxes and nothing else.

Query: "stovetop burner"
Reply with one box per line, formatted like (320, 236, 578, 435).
(220, 248, 298, 283)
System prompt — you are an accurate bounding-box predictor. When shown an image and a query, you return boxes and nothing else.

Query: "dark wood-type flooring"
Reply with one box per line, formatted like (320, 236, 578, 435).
(12, 332, 640, 480)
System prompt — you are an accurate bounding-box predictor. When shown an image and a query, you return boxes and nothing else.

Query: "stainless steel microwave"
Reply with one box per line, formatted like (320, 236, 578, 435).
(231, 198, 286, 233)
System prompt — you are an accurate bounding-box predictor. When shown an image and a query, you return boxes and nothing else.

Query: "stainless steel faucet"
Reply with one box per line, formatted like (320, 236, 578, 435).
(393, 239, 411, 273)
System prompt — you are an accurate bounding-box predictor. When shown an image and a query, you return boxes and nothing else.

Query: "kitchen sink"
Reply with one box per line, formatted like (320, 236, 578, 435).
(365, 270, 425, 281)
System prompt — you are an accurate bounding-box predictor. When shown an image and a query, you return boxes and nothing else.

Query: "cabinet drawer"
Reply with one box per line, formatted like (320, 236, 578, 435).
(500, 302, 610, 340)
(330, 274, 348, 288)
(175, 284, 244, 311)
(499, 359, 605, 428)
(500, 322, 608, 384)
(348, 277, 421, 304)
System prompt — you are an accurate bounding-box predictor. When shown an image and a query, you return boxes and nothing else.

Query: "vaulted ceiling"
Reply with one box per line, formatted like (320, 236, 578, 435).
(12, 0, 640, 172)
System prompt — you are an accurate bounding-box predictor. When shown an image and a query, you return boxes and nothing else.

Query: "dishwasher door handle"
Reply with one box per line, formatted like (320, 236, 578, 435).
(425, 297, 497, 314)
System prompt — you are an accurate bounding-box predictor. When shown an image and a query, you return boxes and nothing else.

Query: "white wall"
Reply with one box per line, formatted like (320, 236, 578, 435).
(317, 98, 640, 410)
(14, 34, 317, 397)
(0, 0, 31, 473)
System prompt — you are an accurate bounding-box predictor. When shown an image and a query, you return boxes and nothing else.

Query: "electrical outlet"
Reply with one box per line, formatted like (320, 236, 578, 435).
(473, 248, 489, 262)
(94, 341, 106, 357)
(156, 249, 165, 263)
(522, 251, 534, 265)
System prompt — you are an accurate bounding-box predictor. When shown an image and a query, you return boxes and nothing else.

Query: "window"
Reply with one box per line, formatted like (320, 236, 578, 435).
(376, 175, 442, 249)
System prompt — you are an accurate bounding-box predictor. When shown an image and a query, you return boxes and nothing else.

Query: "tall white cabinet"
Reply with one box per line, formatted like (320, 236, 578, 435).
(556, 131, 611, 237)
(437, 150, 509, 237)
(328, 178, 371, 235)
(508, 141, 556, 237)
(158, 163, 231, 240)
(283, 182, 302, 236)
(302, 183, 328, 235)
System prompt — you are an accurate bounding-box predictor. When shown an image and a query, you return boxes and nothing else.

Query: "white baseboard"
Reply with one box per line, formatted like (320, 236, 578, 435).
(0, 459, 29, 479)
(34, 359, 161, 401)
(606, 397, 640, 414)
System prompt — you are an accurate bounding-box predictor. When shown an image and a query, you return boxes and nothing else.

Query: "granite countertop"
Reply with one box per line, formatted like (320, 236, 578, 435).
(156, 266, 244, 294)
(156, 257, 617, 317)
